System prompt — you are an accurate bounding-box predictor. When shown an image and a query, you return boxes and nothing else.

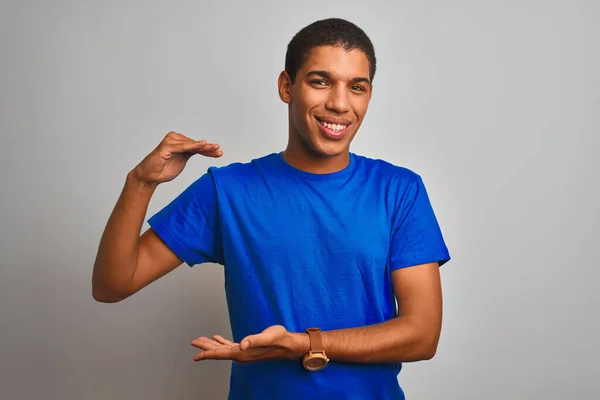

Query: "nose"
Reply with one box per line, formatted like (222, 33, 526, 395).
(325, 85, 350, 114)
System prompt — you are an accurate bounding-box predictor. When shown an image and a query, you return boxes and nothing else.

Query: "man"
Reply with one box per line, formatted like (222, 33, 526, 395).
(92, 18, 450, 400)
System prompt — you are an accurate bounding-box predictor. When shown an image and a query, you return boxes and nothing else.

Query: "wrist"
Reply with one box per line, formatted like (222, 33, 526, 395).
(127, 170, 158, 193)
(285, 332, 310, 360)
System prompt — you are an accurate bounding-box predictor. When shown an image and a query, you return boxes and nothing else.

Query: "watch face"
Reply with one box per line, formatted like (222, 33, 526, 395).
(305, 357, 327, 371)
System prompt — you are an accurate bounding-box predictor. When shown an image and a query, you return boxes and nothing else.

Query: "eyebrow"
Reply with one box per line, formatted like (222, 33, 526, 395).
(305, 70, 371, 85)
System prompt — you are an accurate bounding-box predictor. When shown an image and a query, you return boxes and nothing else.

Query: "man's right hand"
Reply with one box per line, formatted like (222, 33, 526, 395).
(131, 131, 223, 187)
(92, 131, 221, 302)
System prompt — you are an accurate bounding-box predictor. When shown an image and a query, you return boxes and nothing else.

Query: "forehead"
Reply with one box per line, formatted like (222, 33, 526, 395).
(300, 45, 370, 80)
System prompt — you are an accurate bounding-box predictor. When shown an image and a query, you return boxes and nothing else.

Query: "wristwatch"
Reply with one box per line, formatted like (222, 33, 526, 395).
(302, 328, 329, 371)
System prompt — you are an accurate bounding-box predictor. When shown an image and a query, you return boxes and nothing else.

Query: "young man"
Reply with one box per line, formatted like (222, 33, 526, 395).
(93, 18, 450, 400)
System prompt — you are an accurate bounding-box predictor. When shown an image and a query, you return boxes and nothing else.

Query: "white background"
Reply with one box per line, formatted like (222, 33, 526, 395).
(1, 1, 598, 399)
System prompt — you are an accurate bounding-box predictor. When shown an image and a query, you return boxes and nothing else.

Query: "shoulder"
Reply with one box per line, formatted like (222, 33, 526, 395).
(351, 154, 430, 212)
(209, 153, 276, 175)
(352, 153, 422, 184)
(203, 152, 279, 187)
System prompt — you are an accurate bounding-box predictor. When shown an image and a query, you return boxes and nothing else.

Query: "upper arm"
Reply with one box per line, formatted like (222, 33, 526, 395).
(124, 169, 223, 295)
(388, 173, 449, 345)
(126, 227, 184, 296)
(388, 174, 450, 269)
(392, 262, 443, 348)
(127, 171, 223, 297)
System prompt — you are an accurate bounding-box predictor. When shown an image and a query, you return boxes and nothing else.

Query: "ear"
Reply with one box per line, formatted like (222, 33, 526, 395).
(368, 84, 373, 101)
(278, 70, 292, 104)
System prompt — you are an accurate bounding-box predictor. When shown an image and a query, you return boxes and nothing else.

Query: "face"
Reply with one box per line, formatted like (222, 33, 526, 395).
(278, 45, 373, 158)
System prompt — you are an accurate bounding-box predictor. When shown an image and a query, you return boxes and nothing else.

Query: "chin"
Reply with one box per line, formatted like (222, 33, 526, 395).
(292, 121, 354, 158)
(308, 138, 350, 157)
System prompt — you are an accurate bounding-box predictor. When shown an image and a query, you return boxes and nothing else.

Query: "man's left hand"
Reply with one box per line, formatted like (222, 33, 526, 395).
(190, 325, 309, 364)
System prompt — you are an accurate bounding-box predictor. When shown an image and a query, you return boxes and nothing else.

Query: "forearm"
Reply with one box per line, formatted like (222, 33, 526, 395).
(292, 316, 439, 364)
(92, 170, 157, 301)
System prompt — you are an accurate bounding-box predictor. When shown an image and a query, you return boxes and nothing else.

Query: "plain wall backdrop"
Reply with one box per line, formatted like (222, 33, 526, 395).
(1, 0, 598, 399)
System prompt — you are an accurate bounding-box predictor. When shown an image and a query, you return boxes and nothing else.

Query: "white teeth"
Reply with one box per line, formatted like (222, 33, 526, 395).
(319, 120, 347, 131)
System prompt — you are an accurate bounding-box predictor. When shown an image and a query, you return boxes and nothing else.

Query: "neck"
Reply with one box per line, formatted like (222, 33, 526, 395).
(282, 138, 350, 174)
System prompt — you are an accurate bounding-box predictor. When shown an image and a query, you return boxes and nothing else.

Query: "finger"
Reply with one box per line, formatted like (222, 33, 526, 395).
(162, 138, 220, 155)
(159, 141, 202, 158)
(199, 149, 224, 158)
(193, 351, 206, 362)
(193, 349, 220, 361)
(190, 341, 216, 351)
(240, 333, 272, 351)
(191, 335, 213, 344)
(190, 337, 220, 350)
(173, 140, 210, 154)
(193, 345, 239, 362)
(181, 142, 222, 156)
(195, 143, 220, 152)
(190, 142, 222, 158)
(213, 335, 235, 346)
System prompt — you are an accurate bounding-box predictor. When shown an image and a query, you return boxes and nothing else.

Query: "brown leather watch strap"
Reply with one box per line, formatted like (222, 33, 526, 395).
(306, 328, 324, 353)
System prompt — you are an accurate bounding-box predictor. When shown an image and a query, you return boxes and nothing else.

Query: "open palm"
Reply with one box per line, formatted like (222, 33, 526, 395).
(190, 325, 296, 364)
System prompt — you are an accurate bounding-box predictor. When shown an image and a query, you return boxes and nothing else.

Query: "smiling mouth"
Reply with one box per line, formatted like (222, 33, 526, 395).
(315, 117, 351, 140)
(315, 118, 350, 133)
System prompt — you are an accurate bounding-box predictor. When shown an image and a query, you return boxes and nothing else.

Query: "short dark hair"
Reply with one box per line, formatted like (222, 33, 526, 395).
(285, 18, 377, 84)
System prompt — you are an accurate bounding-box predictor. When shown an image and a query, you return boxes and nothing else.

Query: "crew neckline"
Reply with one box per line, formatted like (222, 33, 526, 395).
(274, 151, 357, 180)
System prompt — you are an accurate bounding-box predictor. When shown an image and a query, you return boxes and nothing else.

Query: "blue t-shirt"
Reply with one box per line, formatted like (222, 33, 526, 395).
(148, 152, 450, 400)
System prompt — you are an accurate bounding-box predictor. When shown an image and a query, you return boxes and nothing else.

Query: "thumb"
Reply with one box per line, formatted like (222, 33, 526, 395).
(240, 332, 271, 351)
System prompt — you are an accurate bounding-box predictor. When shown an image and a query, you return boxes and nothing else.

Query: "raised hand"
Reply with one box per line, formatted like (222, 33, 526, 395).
(131, 131, 222, 187)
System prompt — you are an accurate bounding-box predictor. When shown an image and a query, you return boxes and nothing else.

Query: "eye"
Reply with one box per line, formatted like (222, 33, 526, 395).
(351, 85, 366, 92)
(310, 79, 329, 87)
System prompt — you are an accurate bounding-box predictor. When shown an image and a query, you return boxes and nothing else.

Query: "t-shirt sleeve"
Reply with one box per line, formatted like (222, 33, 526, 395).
(389, 174, 451, 270)
(147, 170, 224, 267)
